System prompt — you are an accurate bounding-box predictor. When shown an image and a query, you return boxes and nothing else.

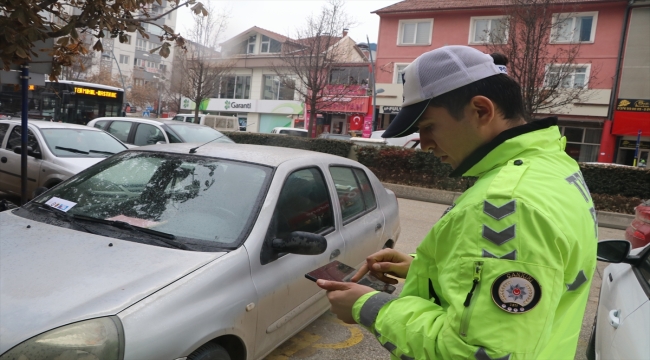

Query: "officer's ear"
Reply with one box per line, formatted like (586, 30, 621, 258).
(468, 96, 495, 127)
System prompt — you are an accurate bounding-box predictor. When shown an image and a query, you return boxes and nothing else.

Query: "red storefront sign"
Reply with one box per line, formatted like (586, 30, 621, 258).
(322, 84, 368, 96)
(612, 111, 650, 136)
(317, 96, 370, 113)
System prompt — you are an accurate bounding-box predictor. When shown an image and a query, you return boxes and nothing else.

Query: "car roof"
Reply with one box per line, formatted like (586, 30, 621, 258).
(135, 143, 354, 167)
(0, 119, 103, 131)
(273, 127, 307, 132)
(90, 117, 208, 128)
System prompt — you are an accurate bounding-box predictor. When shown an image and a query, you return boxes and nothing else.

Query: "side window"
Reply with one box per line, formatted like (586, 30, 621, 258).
(0, 124, 9, 146)
(93, 120, 108, 130)
(353, 168, 377, 210)
(107, 121, 133, 143)
(164, 129, 182, 143)
(133, 124, 166, 146)
(6, 126, 41, 154)
(273, 168, 334, 240)
(330, 166, 366, 221)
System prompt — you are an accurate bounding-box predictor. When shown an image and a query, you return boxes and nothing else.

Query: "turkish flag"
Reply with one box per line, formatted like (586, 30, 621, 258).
(349, 115, 363, 130)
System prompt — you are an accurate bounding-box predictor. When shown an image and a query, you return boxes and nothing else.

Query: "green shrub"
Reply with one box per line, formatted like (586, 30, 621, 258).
(224, 132, 353, 158)
(581, 164, 650, 199)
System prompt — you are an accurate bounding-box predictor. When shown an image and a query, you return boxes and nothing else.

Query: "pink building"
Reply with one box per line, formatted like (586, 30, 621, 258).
(372, 0, 628, 164)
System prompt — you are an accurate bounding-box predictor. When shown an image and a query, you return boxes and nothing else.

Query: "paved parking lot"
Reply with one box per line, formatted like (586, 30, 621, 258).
(265, 198, 625, 360)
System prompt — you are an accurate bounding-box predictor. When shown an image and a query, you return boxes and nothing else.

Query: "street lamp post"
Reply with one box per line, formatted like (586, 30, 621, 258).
(110, 50, 127, 116)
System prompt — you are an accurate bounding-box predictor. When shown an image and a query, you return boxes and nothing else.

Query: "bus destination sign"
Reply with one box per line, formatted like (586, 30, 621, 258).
(74, 87, 118, 98)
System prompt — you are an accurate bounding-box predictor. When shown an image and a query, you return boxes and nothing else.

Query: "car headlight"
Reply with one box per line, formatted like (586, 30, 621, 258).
(1, 317, 124, 360)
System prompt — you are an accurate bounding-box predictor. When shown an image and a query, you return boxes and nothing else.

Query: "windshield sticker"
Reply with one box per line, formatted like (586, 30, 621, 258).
(107, 215, 163, 229)
(45, 197, 77, 212)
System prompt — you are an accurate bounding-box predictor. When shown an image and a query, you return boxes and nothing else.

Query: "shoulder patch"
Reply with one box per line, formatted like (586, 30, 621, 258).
(491, 271, 541, 314)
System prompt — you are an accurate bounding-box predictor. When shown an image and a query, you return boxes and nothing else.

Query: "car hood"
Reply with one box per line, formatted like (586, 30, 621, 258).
(0, 211, 225, 353)
(50, 156, 107, 174)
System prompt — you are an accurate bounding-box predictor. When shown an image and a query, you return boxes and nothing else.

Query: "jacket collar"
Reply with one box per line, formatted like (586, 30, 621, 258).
(450, 117, 559, 178)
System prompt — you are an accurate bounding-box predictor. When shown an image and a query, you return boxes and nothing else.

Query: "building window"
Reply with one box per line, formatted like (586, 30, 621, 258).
(148, 42, 158, 50)
(119, 55, 130, 64)
(247, 35, 256, 54)
(398, 19, 432, 46)
(260, 35, 282, 53)
(394, 63, 409, 84)
(134, 58, 145, 68)
(262, 75, 295, 100)
(545, 65, 590, 88)
(136, 39, 147, 51)
(329, 67, 370, 85)
(560, 126, 601, 162)
(469, 16, 508, 44)
(124, 35, 132, 44)
(218, 75, 252, 99)
(159, 64, 167, 72)
(134, 78, 145, 86)
(551, 12, 598, 43)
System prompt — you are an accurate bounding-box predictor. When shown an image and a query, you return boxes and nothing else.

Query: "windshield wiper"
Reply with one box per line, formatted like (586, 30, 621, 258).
(32, 202, 99, 235)
(72, 214, 189, 250)
(89, 150, 115, 155)
(55, 146, 89, 154)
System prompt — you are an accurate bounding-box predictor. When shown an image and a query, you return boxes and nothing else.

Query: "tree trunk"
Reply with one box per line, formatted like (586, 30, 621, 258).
(308, 98, 317, 138)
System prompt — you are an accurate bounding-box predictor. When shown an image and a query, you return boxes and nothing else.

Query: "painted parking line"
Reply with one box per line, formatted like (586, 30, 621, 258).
(266, 315, 365, 359)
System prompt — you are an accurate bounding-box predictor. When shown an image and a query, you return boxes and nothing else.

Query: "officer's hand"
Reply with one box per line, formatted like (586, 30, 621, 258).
(317, 280, 374, 324)
(350, 248, 412, 284)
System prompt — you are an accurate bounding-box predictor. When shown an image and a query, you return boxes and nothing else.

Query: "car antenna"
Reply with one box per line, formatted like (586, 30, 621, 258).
(189, 134, 225, 154)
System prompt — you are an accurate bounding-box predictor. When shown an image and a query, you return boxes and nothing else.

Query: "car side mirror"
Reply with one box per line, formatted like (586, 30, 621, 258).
(272, 231, 327, 255)
(597, 240, 632, 263)
(13, 146, 41, 159)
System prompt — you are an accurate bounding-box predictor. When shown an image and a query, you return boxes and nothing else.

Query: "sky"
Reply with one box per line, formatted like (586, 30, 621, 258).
(174, 0, 401, 46)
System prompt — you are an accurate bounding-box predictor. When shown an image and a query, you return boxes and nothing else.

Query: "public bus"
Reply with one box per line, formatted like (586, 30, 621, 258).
(0, 80, 124, 125)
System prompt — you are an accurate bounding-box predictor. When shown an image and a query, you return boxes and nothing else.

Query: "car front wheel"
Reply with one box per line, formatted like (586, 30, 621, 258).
(188, 342, 231, 360)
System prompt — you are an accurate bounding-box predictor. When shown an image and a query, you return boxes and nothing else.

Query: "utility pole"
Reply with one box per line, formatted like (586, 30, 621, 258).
(366, 35, 378, 132)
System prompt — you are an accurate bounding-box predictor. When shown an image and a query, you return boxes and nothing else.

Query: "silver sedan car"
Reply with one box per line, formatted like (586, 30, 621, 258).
(0, 120, 128, 197)
(0, 143, 400, 360)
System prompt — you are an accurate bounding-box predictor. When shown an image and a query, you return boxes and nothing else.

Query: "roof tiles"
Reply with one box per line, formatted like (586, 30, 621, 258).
(373, 0, 625, 14)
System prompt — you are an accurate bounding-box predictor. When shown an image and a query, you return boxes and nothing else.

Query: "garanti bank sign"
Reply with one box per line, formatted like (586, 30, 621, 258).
(181, 97, 303, 114)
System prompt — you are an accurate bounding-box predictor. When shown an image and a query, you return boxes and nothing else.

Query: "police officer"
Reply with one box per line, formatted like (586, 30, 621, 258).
(317, 46, 597, 359)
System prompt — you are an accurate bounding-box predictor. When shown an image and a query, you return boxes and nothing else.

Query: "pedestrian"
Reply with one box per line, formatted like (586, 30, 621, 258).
(317, 46, 598, 360)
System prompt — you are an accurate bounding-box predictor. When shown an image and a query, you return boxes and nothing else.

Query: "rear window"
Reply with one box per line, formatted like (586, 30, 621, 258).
(167, 124, 234, 144)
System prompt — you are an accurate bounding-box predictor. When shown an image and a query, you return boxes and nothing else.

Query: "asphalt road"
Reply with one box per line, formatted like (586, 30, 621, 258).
(265, 198, 625, 360)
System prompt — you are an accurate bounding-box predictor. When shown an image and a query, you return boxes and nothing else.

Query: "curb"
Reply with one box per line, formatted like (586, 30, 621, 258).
(382, 182, 634, 231)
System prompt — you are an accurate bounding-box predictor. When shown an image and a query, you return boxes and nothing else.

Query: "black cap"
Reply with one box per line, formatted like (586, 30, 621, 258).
(381, 98, 431, 138)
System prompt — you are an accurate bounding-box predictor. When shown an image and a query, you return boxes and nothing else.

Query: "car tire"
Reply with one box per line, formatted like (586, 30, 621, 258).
(187, 342, 231, 360)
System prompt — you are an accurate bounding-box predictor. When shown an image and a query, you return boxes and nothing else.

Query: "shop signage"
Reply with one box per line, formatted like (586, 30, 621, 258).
(382, 106, 401, 114)
(319, 97, 369, 113)
(256, 100, 304, 114)
(616, 99, 650, 112)
(180, 97, 305, 114)
(74, 86, 118, 98)
(205, 99, 256, 112)
(619, 139, 650, 150)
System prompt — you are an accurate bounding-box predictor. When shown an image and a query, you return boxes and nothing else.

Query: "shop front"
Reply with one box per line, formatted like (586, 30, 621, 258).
(305, 85, 371, 137)
(180, 97, 304, 133)
(610, 98, 650, 166)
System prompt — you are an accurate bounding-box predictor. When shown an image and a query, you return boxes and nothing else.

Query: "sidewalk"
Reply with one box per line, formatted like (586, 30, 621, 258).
(382, 182, 635, 230)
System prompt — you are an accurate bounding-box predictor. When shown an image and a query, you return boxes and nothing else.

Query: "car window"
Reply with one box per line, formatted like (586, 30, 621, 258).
(279, 129, 308, 137)
(6, 126, 41, 154)
(172, 116, 184, 122)
(273, 168, 334, 240)
(93, 120, 108, 130)
(133, 124, 166, 146)
(329, 167, 367, 222)
(107, 121, 132, 143)
(639, 248, 650, 287)
(40, 129, 127, 158)
(0, 124, 9, 146)
(167, 124, 234, 144)
(33, 152, 272, 249)
(353, 168, 377, 210)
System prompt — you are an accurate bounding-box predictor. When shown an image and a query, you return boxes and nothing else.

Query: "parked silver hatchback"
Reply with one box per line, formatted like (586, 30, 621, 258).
(0, 143, 400, 360)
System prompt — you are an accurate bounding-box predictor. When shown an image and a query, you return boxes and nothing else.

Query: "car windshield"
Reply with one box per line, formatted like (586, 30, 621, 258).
(40, 129, 127, 157)
(167, 124, 234, 144)
(31, 151, 272, 250)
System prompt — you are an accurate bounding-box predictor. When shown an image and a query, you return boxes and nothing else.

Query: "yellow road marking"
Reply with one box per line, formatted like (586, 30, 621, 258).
(266, 332, 321, 360)
(313, 317, 364, 349)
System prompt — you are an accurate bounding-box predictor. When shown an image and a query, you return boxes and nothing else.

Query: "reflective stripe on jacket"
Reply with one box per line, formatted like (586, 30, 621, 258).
(352, 118, 597, 360)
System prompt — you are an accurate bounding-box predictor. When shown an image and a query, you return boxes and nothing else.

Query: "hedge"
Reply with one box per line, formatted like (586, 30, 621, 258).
(224, 133, 648, 214)
(224, 132, 353, 158)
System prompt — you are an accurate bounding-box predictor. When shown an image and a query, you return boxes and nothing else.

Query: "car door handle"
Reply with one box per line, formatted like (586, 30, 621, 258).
(329, 249, 341, 260)
(0, 157, 6, 163)
(608, 309, 620, 329)
(375, 223, 382, 232)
